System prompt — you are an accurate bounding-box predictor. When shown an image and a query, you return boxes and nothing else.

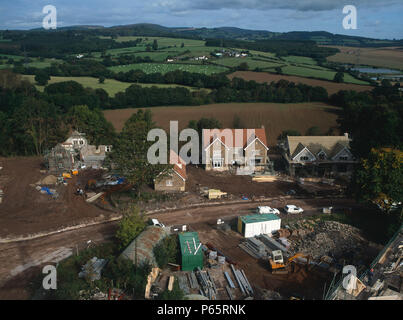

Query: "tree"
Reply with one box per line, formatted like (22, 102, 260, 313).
(306, 126, 321, 136)
(181, 42, 184, 48)
(278, 129, 301, 141)
(115, 206, 147, 249)
(35, 70, 50, 86)
(105, 109, 169, 195)
(333, 71, 344, 83)
(152, 40, 158, 51)
(274, 67, 282, 74)
(98, 76, 105, 84)
(353, 148, 403, 213)
(233, 114, 244, 129)
(157, 279, 185, 300)
(238, 62, 249, 71)
(67, 105, 116, 145)
(154, 234, 178, 268)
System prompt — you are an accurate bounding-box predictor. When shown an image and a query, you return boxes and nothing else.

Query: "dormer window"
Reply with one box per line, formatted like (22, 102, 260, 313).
(300, 156, 309, 161)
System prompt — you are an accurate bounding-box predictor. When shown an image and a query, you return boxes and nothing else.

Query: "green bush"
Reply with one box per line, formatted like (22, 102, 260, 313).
(154, 234, 179, 268)
(116, 206, 146, 249)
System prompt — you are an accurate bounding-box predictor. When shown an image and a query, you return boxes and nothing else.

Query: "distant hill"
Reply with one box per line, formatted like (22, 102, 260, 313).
(10, 23, 403, 47)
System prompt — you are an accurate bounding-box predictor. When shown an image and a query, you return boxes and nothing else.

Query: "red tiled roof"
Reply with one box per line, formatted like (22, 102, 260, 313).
(202, 128, 268, 149)
(169, 150, 187, 180)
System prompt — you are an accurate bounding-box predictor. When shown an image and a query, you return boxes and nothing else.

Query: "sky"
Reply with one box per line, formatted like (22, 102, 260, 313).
(0, 0, 402, 39)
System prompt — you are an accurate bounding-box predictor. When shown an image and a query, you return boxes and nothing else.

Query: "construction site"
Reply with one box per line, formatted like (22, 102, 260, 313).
(0, 133, 399, 301)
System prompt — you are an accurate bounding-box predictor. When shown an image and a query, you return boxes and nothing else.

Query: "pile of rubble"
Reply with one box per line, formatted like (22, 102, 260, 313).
(288, 220, 380, 265)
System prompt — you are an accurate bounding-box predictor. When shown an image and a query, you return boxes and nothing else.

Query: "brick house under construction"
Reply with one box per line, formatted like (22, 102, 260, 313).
(154, 150, 187, 192)
(45, 143, 75, 174)
(202, 128, 269, 172)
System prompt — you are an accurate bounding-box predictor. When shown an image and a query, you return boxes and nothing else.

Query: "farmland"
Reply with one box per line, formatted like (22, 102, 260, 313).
(109, 62, 228, 75)
(22, 75, 197, 96)
(213, 57, 282, 70)
(103, 102, 341, 146)
(324, 46, 403, 70)
(228, 71, 373, 95)
(280, 65, 369, 84)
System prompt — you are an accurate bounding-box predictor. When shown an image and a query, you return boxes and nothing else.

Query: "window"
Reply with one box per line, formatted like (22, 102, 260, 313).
(300, 156, 309, 161)
(213, 160, 223, 168)
(318, 153, 326, 160)
(339, 156, 348, 161)
(166, 180, 173, 186)
(79, 140, 84, 145)
(105, 146, 111, 152)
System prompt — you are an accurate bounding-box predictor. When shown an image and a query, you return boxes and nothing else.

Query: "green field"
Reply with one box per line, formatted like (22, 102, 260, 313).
(22, 75, 198, 96)
(214, 57, 283, 70)
(281, 55, 318, 65)
(109, 63, 228, 75)
(281, 65, 369, 84)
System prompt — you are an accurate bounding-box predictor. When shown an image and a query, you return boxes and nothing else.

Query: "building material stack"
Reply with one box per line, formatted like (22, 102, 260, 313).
(230, 264, 253, 297)
(259, 234, 288, 253)
(196, 267, 217, 300)
(238, 237, 269, 259)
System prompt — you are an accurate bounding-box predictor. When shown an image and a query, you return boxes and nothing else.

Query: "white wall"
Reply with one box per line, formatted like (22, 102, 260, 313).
(244, 220, 281, 238)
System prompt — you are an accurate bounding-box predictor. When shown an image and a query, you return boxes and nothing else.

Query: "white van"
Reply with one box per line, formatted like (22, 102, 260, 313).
(151, 219, 165, 228)
(257, 206, 280, 215)
(284, 205, 304, 214)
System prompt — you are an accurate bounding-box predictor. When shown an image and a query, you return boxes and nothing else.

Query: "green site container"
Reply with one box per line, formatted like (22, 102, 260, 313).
(178, 232, 204, 271)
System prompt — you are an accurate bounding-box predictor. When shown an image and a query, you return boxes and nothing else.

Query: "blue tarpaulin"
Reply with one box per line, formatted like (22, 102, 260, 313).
(41, 187, 53, 195)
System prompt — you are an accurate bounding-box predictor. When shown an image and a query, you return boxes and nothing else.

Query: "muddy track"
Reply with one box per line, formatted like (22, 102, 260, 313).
(0, 196, 358, 299)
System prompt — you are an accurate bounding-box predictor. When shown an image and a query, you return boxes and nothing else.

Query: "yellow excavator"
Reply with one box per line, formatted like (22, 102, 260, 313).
(269, 251, 311, 274)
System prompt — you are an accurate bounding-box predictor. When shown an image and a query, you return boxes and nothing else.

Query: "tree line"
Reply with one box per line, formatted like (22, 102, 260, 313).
(0, 71, 115, 156)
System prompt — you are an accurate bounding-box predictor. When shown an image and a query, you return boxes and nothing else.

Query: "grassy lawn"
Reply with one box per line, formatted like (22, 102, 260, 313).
(22, 75, 198, 96)
(108, 62, 228, 75)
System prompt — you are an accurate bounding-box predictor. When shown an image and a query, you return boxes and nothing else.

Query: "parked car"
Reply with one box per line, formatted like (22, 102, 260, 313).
(257, 206, 280, 215)
(284, 205, 304, 214)
(151, 218, 165, 228)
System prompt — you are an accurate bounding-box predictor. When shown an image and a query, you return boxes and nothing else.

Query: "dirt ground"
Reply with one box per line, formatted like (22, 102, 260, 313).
(103, 102, 340, 146)
(228, 71, 374, 95)
(186, 165, 302, 198)
(0, 157, 118, 238)
(324, 46, 403, 70)
(193, 221, 333, 299)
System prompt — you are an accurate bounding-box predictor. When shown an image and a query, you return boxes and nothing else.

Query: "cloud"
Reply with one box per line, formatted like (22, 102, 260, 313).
(155, 0, 402, 12)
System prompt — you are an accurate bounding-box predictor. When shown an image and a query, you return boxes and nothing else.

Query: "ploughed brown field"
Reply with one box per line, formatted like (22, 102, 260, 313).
(323, 46, 403, 70)
(104, 102, 341, 146)
(228, 71, 373, 95)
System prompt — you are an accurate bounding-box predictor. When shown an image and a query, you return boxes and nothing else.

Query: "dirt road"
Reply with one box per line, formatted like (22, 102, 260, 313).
(0, 197, 358, 299)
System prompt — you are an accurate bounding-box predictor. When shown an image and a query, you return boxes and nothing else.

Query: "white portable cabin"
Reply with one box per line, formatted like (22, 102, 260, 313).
(237, 214, 281, 238)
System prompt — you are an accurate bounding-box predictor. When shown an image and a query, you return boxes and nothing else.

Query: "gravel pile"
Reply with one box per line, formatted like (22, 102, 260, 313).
(288, 221, 377, 265)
